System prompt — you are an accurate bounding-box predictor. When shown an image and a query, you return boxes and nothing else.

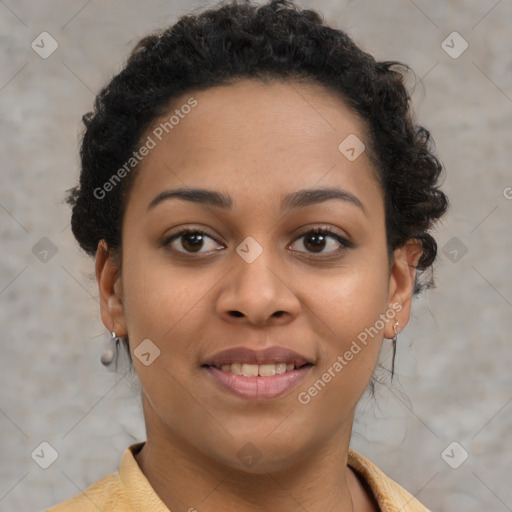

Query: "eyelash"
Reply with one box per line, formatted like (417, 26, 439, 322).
(162, 226, 352, 260)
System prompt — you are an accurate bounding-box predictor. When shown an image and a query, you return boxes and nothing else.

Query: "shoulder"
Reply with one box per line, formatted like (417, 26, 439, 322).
(45, 472, 132, 512)
(348, 449, 432, 512)
(45, 443, 149, 512)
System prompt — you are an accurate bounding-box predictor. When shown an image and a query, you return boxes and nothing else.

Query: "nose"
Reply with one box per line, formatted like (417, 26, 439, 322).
(215, 242, 301, 326)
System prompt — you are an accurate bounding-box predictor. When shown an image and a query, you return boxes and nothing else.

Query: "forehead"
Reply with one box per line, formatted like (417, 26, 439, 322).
(129, 78, 382, 218)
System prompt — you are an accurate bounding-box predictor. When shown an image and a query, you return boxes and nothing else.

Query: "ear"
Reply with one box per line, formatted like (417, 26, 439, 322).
(384, 239, 423, 339)
(95, 240, 127, 336)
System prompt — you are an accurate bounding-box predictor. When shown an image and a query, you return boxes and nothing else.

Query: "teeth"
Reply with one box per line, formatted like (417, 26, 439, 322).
(217, 362, 303, 376)
(242, 363, 259, 377)
(230, 363, 242, 375)
(258, 364, 276, 376)
(275, 363, 287, 374)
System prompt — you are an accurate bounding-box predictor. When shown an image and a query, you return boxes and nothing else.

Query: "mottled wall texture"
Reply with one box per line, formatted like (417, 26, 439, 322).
(1, 1, 511, 511)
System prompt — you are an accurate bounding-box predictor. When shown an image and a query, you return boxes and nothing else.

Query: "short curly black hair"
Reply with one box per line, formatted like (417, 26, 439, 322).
(67, 0, 448, 298)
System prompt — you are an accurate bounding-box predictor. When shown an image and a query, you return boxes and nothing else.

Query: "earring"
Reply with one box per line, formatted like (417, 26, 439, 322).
(391, 321, 399, 378)
(100, 331, 119, 366)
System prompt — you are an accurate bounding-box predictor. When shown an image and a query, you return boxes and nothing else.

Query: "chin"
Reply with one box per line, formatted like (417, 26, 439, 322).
(209, 429, 313, 474)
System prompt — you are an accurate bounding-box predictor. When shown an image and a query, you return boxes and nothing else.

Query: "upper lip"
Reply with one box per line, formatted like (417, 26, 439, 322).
(202, 346, 314, 368)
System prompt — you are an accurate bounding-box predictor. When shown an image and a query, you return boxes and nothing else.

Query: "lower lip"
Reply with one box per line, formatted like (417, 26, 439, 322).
(204, 365, 313, 400)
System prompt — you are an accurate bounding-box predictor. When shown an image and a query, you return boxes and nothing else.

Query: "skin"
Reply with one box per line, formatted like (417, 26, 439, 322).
(96, 78, 422, 512)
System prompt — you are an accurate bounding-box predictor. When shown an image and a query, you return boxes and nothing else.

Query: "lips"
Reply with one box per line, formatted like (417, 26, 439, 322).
(202, 346, 313, 368)
(202, 346, 315, 400)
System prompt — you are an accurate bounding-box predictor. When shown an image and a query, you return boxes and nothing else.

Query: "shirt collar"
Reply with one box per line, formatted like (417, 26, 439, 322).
(119, 442, 425, 512)
(119, 442, 170, 511)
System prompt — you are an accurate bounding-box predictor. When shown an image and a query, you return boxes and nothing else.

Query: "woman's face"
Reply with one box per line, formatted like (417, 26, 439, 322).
(98, 78, 420, 472)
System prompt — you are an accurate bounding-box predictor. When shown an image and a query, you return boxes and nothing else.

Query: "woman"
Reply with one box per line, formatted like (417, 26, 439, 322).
(50, 0, 448, 510)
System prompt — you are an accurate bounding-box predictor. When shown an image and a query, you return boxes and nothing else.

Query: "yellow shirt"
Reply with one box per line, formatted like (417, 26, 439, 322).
(46, 443, 431, 511)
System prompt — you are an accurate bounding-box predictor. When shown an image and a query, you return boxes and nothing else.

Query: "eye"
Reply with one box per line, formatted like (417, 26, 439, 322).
(162, 229, 224, 255)
(290, 227, 351, 257)
(162, 226, 352, 258)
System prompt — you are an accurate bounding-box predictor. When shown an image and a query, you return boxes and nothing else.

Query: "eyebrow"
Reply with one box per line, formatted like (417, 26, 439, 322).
(147, 186, 367, 216)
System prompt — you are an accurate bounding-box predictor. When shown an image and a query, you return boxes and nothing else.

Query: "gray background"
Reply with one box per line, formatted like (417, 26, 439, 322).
(1, 0, 511, 511)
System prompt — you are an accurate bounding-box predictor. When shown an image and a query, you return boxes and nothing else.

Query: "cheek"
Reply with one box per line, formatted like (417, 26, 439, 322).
(120, 248, 214, 341)
(119, 250, 223, 402)
(117, 229, 392, 461)
(308, 251, 390, 337)
(121, 228, 391, 369)
(304, 252, 390, 396)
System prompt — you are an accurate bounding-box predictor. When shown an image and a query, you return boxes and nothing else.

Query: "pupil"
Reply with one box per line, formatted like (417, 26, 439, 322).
(305, 233, 325, 252)
(183, 233, 203, 252)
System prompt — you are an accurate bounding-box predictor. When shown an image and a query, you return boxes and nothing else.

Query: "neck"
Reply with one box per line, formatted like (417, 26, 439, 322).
(133, 400, 367, 512)
(136, 440, 355, 512)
